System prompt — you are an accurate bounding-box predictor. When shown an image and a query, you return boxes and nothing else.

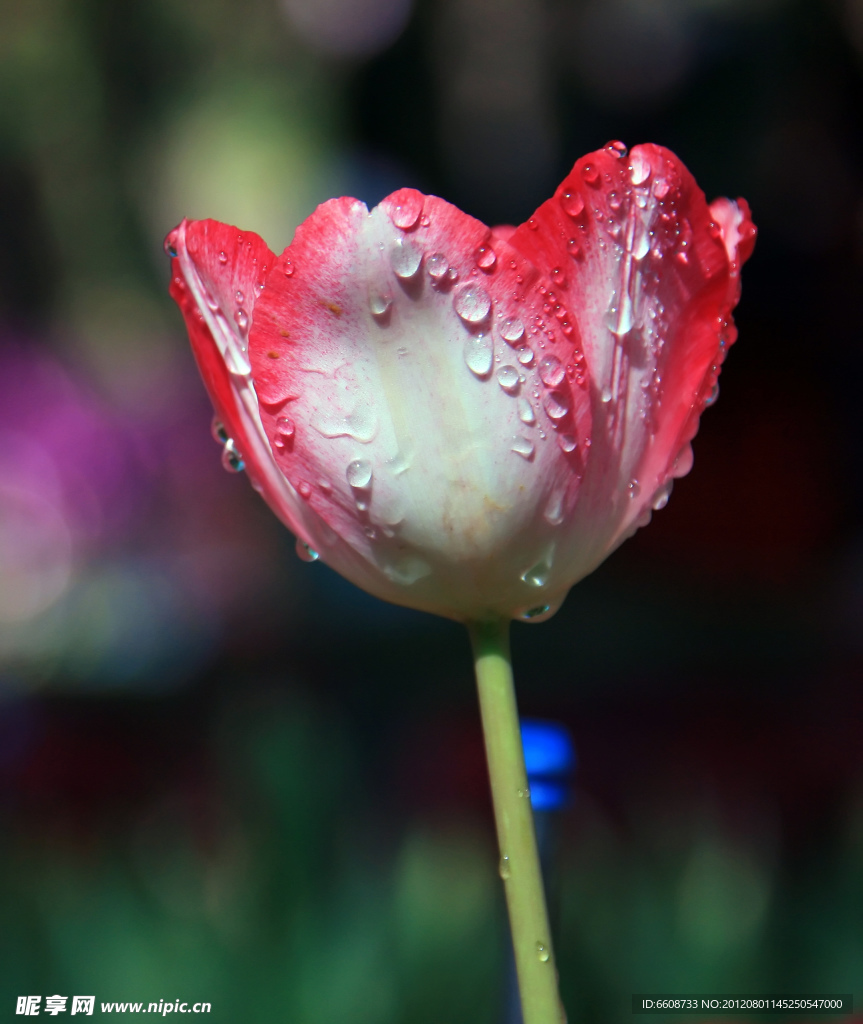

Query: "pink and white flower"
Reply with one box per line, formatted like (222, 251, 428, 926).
(167, 141, 755, 624)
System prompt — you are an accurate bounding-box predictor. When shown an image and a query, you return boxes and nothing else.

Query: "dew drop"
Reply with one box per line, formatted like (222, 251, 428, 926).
(517, 347, 534, 366)
(211, 417, 229, 445)
(283, 259, 294, 276)
(475, 245, 497, 270)
(297, 481, 312, 499)
(235, 289, 244, 303)
(517, 787, 531, 798)
(705, 381, 719, 406)
(628, 479, 640, 499)
(561, 191, 585, 218)
(558, 433, 577, 453)
(536, 942, 550, 963)
(454, 284, 491, 324)
(521, 605, 550, 620)
(538, 354, 565, 388)
(500, 318, 525, 345)
(517, 398, 536, 425)
(427, 253, 449, 281)
(499, 855, 511, 880)
(567, 239, 581, 259)
(218, 250, 228, 264)
(511, 436, 535, 459)
(582, 163, 600, 185)
(607, 139, 628, 157)
(497, 365, 520, 392)
(527, 217, 538, 230)
(521, 552, 552, 586)
(221, 440, 245, 473)
(543, 487, 566, 526)
(630, 153, 651, 185)
(390, 239, 422, 279)
(295, 538, 319, 562)
(464, 333, 494, 377)
(652, 482, 673, 510)
(346, 459, 373, 490)
(390, 193, 423, 230)
(234, 308, 248, 333)
(370, 292, 392, 318)
(383, 554, 432, 585)
(274, 416, 295, 448)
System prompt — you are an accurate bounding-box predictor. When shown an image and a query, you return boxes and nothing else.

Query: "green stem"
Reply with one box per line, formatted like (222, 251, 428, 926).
(468, 619, 564, 1024)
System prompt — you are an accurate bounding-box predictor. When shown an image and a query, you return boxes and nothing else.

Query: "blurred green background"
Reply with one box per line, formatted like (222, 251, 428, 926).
(1, 0, 862, 1021)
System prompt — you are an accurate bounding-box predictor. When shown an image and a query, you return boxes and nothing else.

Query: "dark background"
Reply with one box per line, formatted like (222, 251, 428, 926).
(0, 0, 861, 1021)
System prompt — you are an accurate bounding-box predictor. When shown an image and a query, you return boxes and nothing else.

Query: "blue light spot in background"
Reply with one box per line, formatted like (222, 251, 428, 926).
(520, 719, 576, 811)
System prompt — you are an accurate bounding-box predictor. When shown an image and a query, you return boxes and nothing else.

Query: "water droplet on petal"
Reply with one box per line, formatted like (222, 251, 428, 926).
(221, 440, 245, 473)
(311, 407, 377, 443)
(464, 333, 493, 377)
(517, 398, 536, 424)
(521, 551, 552, 586)
(390, 193, 423, 230)
(543, 392, 568, 421)
(544, 485, 566, 526)
(538, 354, 565, 388)
(283, 259, 294, 276)
(500, 318, 525, 345)
(296, 538, 319, 562)
(527, 217, 538, 230)
(218, 250, 228, 264)
(274, 415, 295, 448)
(346, 459, 373, 489)
(475, 245, 497, 270)
(558, 433, 577, 452)
(652, 481, 673, 510)
(370, 292, 392, 318)
(517, 347, 534, 366)
(628, 479, 640, 499)
(454, 284, 491, 323)
(630, 153, 651, 185)
(233, 308, 249, 333)
(499, 855, 511, 880)
(606, 139, 628, 158)
(511, 436, 535, 459)
(427, 253, 448, 281)
(567, 239, 581, 259)
(705, 381, 719, 406)
(390, 239, 422, 279)
(521, 605, 550, 620)
(297, 480, 312, 499)
(582, 163, 600, 185)
(561, 191, 584, 218)
(536, 942, 550, 963)
(497, 365, 519, 392)
(211, 417, 229, 444)
(383, 554, 432, 585)
(235, 290, 244, 303)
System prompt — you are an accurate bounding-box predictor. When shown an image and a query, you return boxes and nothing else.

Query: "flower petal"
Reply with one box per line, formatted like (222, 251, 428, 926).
(248, 189, 592, 621)
(508, 142, 756, 568)
(167, 218, 336, 556)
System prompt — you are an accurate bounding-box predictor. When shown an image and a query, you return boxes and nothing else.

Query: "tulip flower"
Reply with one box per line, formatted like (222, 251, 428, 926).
(167, 141, 754, 1024)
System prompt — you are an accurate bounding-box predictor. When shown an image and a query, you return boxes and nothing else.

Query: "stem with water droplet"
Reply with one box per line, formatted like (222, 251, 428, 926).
(469, 618, 564, 1024)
